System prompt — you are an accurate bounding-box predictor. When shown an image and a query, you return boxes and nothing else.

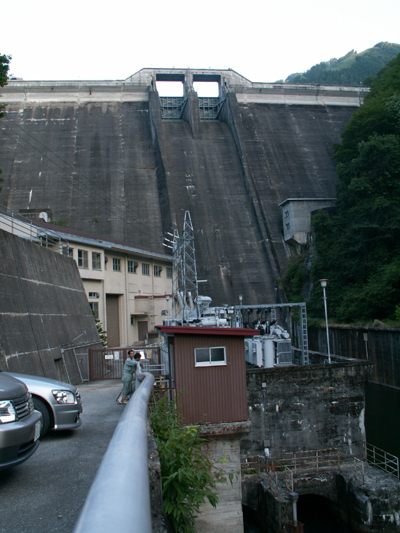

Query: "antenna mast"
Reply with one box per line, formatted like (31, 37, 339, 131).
(172, 211, 200, 323)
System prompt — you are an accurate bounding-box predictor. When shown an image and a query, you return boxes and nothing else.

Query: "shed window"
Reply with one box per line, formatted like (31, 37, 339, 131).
(195, 346, 226, 367)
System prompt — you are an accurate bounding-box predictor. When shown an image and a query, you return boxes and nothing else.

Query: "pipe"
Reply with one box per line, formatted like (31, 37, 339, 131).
(73, 373, 155, 533)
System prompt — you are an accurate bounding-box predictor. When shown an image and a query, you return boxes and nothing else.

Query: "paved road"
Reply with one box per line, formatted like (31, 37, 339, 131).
(0, 380, 124, 533)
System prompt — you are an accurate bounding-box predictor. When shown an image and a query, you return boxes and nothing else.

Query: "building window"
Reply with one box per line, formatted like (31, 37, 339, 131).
(166, 266, 172, 279)
(88, 292, 99, 298)
(128, 260, 138, 274)
(62, 246, 74, 258)
(195, 346, 226, 367)
(92, 252, 102, 270)
(284, 210, 289, 218)
(89, 301, 99, 318)
(142, 263, 150, 276)
(154, 265, 162, 277)
(77, 249, 88, 268)
(113, 258, 121, 272)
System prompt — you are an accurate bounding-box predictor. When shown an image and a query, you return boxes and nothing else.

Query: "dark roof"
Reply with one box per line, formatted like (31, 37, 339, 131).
(155, 326, 259, 337)
(31, 219, 171, 261)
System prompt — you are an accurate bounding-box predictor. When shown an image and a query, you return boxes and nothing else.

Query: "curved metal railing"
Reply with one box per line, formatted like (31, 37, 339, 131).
(73, 371, 155, 533)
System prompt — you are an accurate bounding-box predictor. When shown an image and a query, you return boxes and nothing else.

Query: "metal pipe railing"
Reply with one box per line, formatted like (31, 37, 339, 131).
(73, 372, 155, 533)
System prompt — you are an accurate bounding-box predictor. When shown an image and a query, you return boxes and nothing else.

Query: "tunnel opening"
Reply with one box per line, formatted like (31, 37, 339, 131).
(297, 494, 351, 532)
(242, 504, 262, 533)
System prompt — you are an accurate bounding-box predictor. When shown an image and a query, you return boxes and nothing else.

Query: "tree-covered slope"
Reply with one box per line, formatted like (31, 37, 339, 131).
(284, 53, 400, 323)
(285, 42, 400, 87)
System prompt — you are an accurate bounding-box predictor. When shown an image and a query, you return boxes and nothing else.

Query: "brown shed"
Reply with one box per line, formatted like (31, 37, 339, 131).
(156, 326, 258, 425)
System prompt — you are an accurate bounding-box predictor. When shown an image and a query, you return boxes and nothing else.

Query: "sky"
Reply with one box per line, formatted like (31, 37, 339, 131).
(1, 0, 400, 90)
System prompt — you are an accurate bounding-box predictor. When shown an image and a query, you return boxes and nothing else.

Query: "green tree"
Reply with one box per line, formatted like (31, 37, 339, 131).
(149, 395, 227, 533)
(286, 43, 400, 88)
(307, 53, 400, 323)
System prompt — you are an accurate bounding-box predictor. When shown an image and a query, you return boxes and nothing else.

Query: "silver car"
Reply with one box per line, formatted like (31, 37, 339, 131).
(3, 372, 82, 437)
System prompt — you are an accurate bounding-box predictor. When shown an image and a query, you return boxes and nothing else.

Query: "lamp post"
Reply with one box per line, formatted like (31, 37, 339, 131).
(320, 279, 331, 364)
(165, 295, 170, 317)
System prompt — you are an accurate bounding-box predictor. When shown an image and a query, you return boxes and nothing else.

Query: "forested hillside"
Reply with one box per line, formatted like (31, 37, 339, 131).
(284, 53, 400, 324)
(285, 42, 400, 86)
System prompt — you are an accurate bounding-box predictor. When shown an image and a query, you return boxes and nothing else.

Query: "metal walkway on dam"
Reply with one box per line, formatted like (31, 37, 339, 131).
(0, 68, 368, 306)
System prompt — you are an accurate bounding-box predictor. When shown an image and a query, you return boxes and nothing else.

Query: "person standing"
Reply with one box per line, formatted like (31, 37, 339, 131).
(118, 350, 141, 404)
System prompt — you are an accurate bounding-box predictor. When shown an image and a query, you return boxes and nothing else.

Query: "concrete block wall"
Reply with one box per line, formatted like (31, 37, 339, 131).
(242, 362, 369, 460)
(0, 230, 101, 382)
(195, 422, 251, 533)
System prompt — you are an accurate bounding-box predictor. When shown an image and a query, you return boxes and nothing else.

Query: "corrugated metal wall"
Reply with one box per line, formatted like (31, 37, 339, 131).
(174, 334, 248, 424)
(308, 326, 400, 389)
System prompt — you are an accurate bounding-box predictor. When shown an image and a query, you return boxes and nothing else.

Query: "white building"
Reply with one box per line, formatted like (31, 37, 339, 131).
(279, 198, 335, 245)
(0, 209, 172, 347)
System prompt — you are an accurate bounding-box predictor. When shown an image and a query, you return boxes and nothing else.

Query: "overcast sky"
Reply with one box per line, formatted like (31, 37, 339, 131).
(1, 0, 399, 87)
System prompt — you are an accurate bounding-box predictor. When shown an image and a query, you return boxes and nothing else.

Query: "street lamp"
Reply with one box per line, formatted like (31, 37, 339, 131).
(320, 279, 331, 364)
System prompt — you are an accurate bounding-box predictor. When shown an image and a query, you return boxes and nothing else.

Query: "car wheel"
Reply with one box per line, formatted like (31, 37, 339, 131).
(33, 397, 51, 437)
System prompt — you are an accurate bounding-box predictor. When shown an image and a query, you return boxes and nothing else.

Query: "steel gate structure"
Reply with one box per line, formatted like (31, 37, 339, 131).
(89, 346, 161, 381)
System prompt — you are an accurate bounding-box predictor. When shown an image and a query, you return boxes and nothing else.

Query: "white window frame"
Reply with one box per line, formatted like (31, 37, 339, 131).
(92, 252, 102, 270)
(154, 265, 162, 277)
(142, 263, 150, 276)
(128, 260, 138, 274)
(77, 249, 88, 269)
(166, 266, 173, 279)
(113, 258, 121, 272)
(194, 346, 227, 367)
(89, 301, 99, 319)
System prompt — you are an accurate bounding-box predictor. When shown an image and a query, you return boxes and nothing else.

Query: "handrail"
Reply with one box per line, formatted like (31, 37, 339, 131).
(364, 442, 399, 480)
(73, 372, 155, 533)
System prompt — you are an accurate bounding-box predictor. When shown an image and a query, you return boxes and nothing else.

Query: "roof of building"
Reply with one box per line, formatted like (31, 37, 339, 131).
(155, 326, 259, 337)
(279, 198, 336, 207)
(34, 221, 172, 261)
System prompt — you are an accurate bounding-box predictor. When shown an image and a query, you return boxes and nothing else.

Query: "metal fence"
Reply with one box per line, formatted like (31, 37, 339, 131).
(364, 442, 399, 480)
(89, 346, 162, 381)
(0, 203, 69, 250)
(269, 448, 341, 474)
(354, 457, 365, 484)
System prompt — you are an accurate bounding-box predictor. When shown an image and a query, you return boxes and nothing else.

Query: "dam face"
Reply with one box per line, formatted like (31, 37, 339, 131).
(0, 69, 366, 306)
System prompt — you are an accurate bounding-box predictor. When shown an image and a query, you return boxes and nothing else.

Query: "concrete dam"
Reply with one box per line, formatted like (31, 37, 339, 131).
(0, 69, 367, 306)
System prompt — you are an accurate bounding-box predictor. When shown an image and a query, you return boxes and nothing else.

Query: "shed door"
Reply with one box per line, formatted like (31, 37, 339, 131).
(138, 321, 148, 341)
(106, 295, 120, 347)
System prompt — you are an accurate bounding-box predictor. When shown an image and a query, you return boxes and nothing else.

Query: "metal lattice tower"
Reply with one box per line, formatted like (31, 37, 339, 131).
(171, 211, 200, 323)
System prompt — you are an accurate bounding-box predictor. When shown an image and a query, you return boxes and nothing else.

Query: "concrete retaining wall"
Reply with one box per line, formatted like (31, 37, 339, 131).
(0, 230, 101, 383)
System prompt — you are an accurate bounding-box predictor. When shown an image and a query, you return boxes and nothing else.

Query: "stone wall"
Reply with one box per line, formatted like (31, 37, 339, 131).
(242, 362, 370, 460)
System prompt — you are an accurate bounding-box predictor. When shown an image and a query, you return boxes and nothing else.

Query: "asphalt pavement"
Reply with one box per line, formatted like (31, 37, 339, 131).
(0, 379, 124, 533)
